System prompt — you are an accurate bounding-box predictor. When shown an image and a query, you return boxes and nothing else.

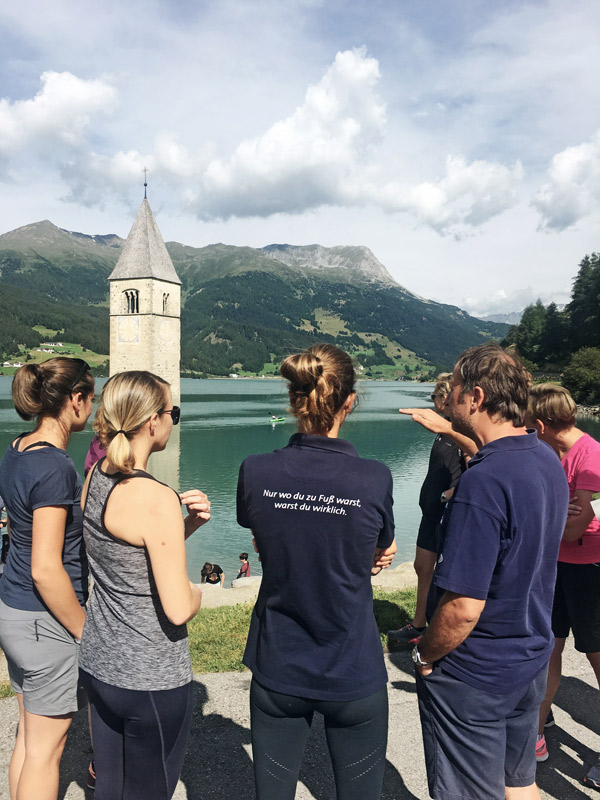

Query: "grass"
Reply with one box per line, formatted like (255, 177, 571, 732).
(1, 341, 108, 375)
(0, 681, 15, 699)
(186, 587, 417, 673)
(188, 602, 255, 673)
(0, 588, 416, 689)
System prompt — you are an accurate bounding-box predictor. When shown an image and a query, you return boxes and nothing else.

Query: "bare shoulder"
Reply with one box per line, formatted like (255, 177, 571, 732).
(117, 476, 179, 513)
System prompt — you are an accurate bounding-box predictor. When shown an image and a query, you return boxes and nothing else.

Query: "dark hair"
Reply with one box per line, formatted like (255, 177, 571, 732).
(280, 344, 357, 434)
(12, 357, 94, 423)
(455, 343, 530, 426)
(239, 552, 249, 560)
(201, 562, 213, 577)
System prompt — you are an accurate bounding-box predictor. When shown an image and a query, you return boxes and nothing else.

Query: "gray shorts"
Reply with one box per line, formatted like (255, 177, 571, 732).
(0, 599, 86, 716)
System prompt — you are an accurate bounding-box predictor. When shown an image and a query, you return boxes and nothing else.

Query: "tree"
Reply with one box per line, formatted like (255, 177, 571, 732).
(567, 254, 600, 351)
(513, 301, 546, 366)
(538, 302, 567, 366)
(562, 348, 600, 405)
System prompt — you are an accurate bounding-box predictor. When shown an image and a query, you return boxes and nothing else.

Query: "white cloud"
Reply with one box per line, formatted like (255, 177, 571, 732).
(58, 48, 520, 236)
(191, 47, 386, 218)
(461, 286, 569, 320)
(533, 130, 600, 231)
(0, 71, 117, 167)
(373, 155, 523, 237)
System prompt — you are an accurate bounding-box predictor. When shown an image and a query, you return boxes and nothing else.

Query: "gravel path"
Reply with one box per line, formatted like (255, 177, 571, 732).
(1, 564, 599, 798)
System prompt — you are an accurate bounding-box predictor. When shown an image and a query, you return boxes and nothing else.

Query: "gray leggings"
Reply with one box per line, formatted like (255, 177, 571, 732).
(250, 678, 388, 800)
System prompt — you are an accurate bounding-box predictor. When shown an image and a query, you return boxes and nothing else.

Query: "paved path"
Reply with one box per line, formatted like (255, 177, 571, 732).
(1, 565, 599, 798)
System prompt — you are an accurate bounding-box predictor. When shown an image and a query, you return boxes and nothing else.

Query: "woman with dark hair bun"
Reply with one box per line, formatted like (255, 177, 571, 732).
(0, 357, 94, 800)
(237, 343, 397, 800)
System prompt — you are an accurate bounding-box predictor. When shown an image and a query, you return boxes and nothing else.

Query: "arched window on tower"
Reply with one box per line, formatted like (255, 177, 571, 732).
(163, 293, 169, 314)
(122, 289, 139, 314)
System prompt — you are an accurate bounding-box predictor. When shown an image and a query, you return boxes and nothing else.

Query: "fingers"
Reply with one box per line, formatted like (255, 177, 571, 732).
(180, 490, 211, 525)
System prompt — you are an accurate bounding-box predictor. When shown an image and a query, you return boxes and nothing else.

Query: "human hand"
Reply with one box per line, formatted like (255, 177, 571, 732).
(567, 497, 583, 517)
(416, 663, 433, 677)
(399, 408, 449, 434)
(372, 538, 397, 574)
(180, 489, 211, 534)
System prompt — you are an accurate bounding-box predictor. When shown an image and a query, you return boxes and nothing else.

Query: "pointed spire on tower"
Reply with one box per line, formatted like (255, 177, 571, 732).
(108, 197, 181, 285)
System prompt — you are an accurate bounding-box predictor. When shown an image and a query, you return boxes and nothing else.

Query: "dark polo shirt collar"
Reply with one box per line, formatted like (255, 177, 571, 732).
(468, 429, 538, 468)
(287, 432, 359, 457)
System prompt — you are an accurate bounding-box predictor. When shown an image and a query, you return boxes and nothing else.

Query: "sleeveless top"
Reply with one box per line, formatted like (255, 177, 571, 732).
(79, 460, 192, 691)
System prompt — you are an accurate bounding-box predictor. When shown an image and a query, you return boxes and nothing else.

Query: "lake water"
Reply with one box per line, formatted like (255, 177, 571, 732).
(1, 376, 599, 585)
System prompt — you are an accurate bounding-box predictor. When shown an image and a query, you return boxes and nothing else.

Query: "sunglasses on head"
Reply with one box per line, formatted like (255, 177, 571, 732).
(159, 405, 181, 425)
(70, 360, 91, 394)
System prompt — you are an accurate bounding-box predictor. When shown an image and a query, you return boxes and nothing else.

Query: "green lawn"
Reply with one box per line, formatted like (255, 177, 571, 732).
(0, 587, 416, 696)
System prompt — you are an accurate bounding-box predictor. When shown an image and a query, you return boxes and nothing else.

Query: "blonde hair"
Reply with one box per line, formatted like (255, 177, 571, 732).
(434, 372, 452, 398)
(280, 344, 356, 434)
(94, 371, 169, 473)
(12, 357, 94, 423)
(528, 383, 577, 432)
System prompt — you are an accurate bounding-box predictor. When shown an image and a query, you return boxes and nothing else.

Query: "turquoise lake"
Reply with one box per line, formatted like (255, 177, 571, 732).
(1, 376, 599, 585)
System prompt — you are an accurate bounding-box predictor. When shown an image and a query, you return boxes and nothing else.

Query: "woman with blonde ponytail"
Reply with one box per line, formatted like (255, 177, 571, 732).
(78, 370, 210, 800)
(0, 357, 94, 800)
(237, 344, 397, 800)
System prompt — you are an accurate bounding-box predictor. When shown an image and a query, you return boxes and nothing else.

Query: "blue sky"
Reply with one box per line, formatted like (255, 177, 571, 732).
(1, 0, 599, 316)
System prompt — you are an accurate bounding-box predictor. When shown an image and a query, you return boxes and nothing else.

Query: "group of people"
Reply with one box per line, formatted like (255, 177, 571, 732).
(199, 552, 252, 588)
(0, 342, 597, 800)
(390, 353, 600, 798)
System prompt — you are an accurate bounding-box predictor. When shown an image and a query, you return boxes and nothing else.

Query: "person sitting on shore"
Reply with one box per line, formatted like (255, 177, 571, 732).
(201, 561, 224, 587)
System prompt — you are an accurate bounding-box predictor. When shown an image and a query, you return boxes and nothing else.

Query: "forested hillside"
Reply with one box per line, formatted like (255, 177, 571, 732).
(503, 253, 600, 403)
(0, 220, 507, 378)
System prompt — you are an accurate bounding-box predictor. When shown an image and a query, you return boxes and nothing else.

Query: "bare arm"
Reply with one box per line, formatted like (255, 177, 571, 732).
(562, 489, 596, 542)
(399, 408, 478, 457)
(105, 479, 202, 625)
(31, 506, 86, 640)
(142, 487, 202, 625)
(416, 591, 485, 675)
(219, 570, 225, 587)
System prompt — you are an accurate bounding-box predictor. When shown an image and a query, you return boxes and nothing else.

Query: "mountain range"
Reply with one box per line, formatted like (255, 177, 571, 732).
(0, 219, 508, 377)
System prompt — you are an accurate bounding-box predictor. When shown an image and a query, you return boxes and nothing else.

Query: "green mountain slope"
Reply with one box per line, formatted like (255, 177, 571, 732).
(0, 220, 507, 377)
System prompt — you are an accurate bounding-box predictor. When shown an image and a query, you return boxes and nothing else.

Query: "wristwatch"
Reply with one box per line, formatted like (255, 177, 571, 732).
(441, 491, 448, 503)
(412, 645, 433, 667)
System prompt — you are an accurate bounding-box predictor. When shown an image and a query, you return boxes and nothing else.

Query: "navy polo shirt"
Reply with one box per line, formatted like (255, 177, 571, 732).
(430, 430, 569, 694)
(237, 433, 394, 701)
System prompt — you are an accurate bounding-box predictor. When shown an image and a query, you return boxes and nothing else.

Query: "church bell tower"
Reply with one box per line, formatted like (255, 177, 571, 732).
(108, 193, 182, 404)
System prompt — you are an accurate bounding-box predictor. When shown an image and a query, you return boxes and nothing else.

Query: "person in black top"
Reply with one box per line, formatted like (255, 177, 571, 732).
(201, 562, 224, 587)
(389, 373, 472, 644)
(237, 343, 397, 800)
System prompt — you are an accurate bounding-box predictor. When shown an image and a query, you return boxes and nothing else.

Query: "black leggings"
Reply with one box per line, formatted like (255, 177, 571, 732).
(250, 678, 388, 800)
(80, 670, 193, 800)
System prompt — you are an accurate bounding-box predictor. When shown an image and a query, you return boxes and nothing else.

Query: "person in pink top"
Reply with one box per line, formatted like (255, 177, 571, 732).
(527, 384, 600, 783)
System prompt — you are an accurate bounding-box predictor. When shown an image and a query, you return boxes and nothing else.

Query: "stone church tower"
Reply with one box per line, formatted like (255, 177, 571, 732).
(108, 197, 182, 404)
